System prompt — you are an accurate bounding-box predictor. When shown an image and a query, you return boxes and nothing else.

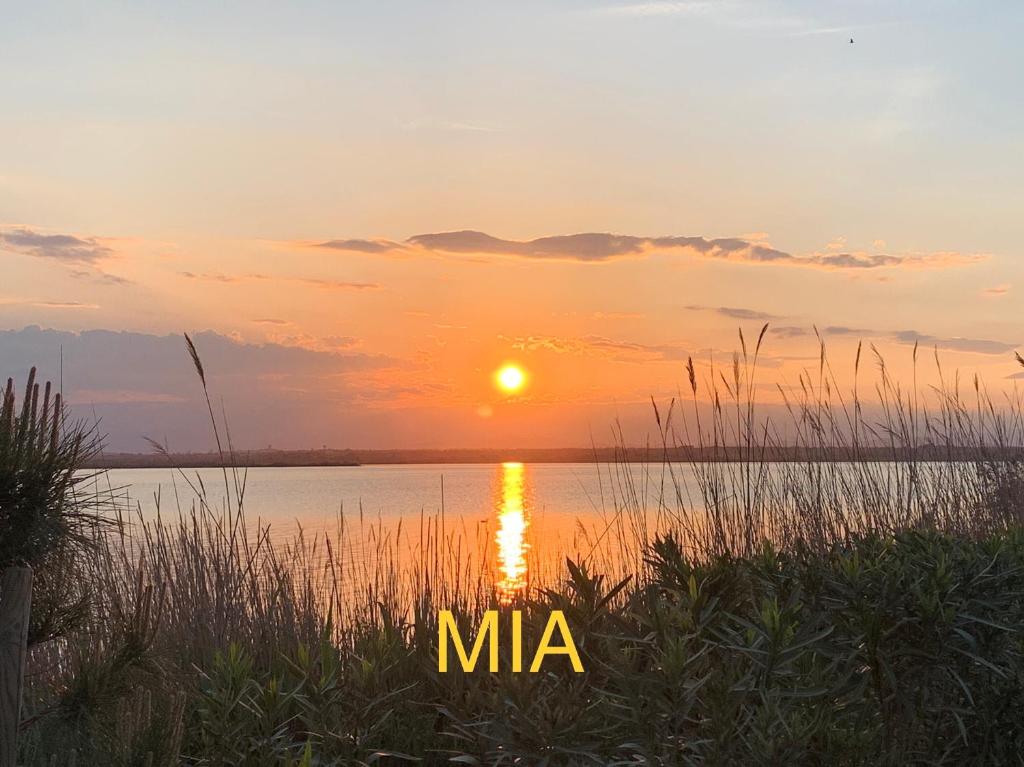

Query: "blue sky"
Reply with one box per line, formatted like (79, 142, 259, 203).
(4, 1, 1021, 247)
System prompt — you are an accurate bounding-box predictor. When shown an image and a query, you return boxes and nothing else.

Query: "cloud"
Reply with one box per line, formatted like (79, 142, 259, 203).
(263, 332, 362, 352)
(295, 277, 379, 291)
(0, 326, 397, 451)
(760, 324, 1012, 356)
(776, 325, 873, 338)
(0, 298, 99, 309)
(181, 272, 380, 291)
(596, 2, 713, 17)
(0, 227, 112, 263)
(69, 269, 133, 286)
(34, 300, 100, 309)
(892, 330, 1017, 356)
(821, 325, 872, 336)
(813, 253, 902, 269)
(314, 238, 400, 254)
(772, 326, 811, 338)
(593, 1, 890, 39)
(70, 389, 187, 404)
(410, 231, 653, 260)
(503, 333, 689, 362)
(322, 335, 359, 349)
(982, 284, 1010, 298)
(310, 230, 982, 272)
(0, 326, 390, 382)
(181, 271, 241, 283)
(587, 336, 692, 362)
(686, 305, 782, 321)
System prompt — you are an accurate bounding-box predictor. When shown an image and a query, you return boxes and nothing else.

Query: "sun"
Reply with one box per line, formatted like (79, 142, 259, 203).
(495, 363, 527, 394)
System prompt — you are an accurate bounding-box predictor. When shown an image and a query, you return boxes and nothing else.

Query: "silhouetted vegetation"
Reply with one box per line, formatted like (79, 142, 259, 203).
(0, 368, 112, 649)
(0, 368, 104, 570)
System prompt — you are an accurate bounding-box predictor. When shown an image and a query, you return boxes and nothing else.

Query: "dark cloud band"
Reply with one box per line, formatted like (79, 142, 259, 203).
(0, 227, 112, 263)
(312, 230, 981, 270)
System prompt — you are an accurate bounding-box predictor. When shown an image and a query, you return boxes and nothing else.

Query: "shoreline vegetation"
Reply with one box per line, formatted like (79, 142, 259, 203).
(5, 328, 1024, 764)
(87, 443, 1024, 470)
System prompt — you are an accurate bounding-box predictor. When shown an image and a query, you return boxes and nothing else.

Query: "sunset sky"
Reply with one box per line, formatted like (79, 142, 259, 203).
(2, 1, 1023, 451)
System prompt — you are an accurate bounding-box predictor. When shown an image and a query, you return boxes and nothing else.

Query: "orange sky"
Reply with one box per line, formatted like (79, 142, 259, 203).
(2, 2, 1023, 450)
(1, 230, 1020, 451)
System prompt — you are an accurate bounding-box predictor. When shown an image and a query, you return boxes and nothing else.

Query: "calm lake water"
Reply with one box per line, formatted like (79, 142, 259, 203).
(89, 459, 961, 598)
(95, 463, 696, 598)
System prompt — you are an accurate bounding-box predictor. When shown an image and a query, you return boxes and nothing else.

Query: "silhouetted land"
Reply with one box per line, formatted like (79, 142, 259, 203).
(85, 444, 1024, 469)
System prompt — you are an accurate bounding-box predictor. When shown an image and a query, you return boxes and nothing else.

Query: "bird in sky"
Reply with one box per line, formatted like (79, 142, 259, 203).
(849, 38, 855, 43)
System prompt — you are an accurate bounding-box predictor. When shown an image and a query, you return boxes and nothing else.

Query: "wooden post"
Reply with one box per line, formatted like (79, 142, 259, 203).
(0, 566, 32, 767)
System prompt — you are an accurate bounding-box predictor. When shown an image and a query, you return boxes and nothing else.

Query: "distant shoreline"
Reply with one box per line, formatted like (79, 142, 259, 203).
(84, 445, 1024, 469)
(87, 447, 631, 469)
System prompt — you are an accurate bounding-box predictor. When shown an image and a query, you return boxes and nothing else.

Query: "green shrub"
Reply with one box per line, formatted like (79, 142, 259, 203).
(36, 528, 1012, 766)
(0, 367, 103, 568)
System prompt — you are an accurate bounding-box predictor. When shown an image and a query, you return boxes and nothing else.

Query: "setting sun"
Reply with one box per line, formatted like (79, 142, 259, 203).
(495, 364, 527, 394)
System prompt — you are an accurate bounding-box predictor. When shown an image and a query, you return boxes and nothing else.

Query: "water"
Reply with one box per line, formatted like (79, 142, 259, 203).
(88, 459, 974, 598)
(94, 462, 692, 598)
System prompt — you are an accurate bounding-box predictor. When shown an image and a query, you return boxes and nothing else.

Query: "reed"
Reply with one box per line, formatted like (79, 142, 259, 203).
(628, 327, 1024, 560)
(9, 330, 1024, 765)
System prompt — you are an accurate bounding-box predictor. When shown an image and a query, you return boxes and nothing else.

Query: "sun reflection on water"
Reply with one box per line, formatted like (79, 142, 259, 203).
(495, 461, 530, 602)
